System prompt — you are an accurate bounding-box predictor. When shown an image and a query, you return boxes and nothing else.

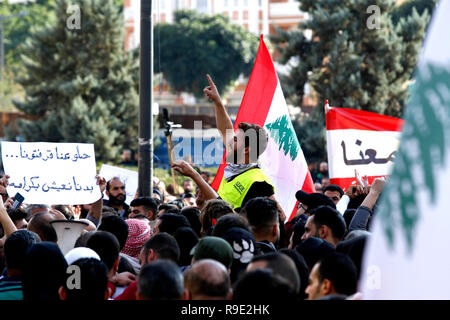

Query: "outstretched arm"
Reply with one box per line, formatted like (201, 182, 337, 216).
(172, 160, 218, 202)
(203, 74, 233, 145)
(87, 175, 106, 227)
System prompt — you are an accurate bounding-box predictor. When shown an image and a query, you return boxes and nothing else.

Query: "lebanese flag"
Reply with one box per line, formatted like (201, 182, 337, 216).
(211, 35, 315, 222)
(325, 102, 404, 190)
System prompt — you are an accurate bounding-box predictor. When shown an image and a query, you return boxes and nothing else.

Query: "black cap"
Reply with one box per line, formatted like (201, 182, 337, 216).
(295, 191, 336, 210)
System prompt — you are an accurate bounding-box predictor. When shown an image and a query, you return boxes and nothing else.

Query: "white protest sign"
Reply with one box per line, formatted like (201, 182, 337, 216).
(1, 142, 101, 205)
(99, 164, 138, 205)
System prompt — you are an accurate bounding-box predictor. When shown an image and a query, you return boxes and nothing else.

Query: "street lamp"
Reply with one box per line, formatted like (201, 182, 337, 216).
(0, 11, 27, 81)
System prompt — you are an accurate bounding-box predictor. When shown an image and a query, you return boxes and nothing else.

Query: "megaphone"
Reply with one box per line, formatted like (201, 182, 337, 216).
(50, 220, 89, 255)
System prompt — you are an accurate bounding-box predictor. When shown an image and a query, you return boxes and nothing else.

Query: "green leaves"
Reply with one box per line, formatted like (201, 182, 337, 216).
(154, 10, 259, 98)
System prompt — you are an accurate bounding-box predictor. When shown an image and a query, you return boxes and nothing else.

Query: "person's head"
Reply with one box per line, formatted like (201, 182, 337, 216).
(3, 230, 41, 274)
(295, 191, 336, 216)
(180, 206, 202, 237)
(130, 197, 159, 220)
(137, 260, 186, 300)
(305, 252, 357, 300)
(222, 227, 256, 284)
(106, 177, 126, 206)
(140, 232, 180, 266)
(241, 197, 279, 244)
(97, 215, 129, 250)
(74, 231, 95, 248)
(190, 236, 233, 269)
(295, 237, 336, 271)
(323, 185, 344, 205)
(319, 162, 328, 173)
(200, 199, 234, 236)
(211, 213, 250, 239)
(343, 209, 357, 230)
(184, 259, 231, 300)
(86, 231, 120, 275)
(226, 122, 269, 164)
(51, 205, 73, 220)
(278, 249, 309, 300)
(247, 252, 300, 294)
(301, 206, 346, 247)
(336, 234, 369, 280)
(200, 171, 211, 184)
(321, 178, 330, 189)
(173, 227, 199, 266)
(27, 204, 50, 216)
(121, 219, 152, 259)
(59, 258, 111, 300)
(7, 208, 29, 229)
(233, 269, 297, 301)
(22, 242, 68, 301)
(154, 213, 190, 235)
(27, 212, 58, 243)
(157, 204, 180, 217)
(182, 179, 194, 193)
(289, 216, 307, 249)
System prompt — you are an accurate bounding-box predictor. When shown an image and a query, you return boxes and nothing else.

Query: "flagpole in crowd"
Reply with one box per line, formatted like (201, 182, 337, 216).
(138, 0, 153, 197)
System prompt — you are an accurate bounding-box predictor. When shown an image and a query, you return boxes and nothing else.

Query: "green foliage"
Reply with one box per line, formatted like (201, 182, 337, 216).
(154, 10, 259, 98)
(272, 0, 434, 162)
(14, 0, 139, 163)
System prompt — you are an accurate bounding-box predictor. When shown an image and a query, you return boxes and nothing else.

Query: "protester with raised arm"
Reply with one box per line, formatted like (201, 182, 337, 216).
(203, 75, 285, 220)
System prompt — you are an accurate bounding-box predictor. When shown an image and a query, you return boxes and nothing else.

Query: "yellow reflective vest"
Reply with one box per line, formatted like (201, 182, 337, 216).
(218, 167, 274, 210)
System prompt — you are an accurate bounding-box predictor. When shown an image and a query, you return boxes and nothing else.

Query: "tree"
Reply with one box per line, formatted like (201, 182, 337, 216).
(154, 10, 259, 98)
(13, 0, 139, 163)
(271, 0, 434, 162)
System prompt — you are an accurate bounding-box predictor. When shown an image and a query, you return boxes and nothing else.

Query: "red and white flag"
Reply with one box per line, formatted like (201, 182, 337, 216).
(325, 102, 404, 190)
(211, 35, 315, 222)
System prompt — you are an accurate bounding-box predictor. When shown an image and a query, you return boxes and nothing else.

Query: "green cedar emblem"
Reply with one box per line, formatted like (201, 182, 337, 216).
(378, 63, 450, 254)
(265, 114, 300, 162)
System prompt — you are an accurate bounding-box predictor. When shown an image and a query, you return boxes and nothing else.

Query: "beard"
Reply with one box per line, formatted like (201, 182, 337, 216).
(108, 193, 125, 206)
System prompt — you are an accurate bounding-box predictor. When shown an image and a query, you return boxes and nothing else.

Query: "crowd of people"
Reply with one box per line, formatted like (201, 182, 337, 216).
(0, 75, 383, 301)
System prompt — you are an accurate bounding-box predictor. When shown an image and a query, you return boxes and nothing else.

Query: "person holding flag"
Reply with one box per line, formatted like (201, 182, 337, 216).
(203, 74, 285, 220)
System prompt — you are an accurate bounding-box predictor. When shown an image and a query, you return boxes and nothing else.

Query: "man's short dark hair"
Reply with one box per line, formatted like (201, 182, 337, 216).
(323, 185, 344, 197)
(184, 259, 230, 299)
(7, 208, 28, 223)
(86, 231, 120, 271)
(143, 232, 180, 263)
(63, 258, 109, 300)
(317, 252, 357, 296)
(130, 197, 159, 217)
(180, 207, 202, 237)
(98, 215, 129, 250)
(311, 206, 346, 241)
(27, 212, 58, 242)
(242, 197, 278, 234)
(106, 177, 123, 192)
(157, 213, 190, 235)
(201, 171, 211, 178)
(158, 204, 180, 215)
(278, 249, 309, 300)
(138, 260, 184, 300)
(211, 214, 250, 238)
(233, 269, 296, 301)
(201, 199, 234, 235)
(237, 122, 269, 161)
(173, 227, 199, 266)
(74, 231, 95, 248)
(4, 230, 41, 271)
(250, 252, 300, 293)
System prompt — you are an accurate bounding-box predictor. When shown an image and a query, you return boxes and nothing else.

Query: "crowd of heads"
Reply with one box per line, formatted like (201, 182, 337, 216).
(0, 159, 381, 301)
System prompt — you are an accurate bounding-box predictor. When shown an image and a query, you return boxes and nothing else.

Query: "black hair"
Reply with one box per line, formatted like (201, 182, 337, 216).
(27, 212, 58, 243)
(211, 214, 250, 238)
(97, 215, 129, 250)
(241, 197, 278, 234)
(343, 209, 357, 230)
(295, 237, 336, 271)
(74, 231, 95, 248)
(143, 232, 180, 263)
(336, 235, 368, 281)
(7, 208, 28, 223)
(138, 260, 184, 300)
(250, 252, 300, 294)
(173, 227, 199, 266)
(130, 197, 159, 218)
(278, 249, 309, 300)
(317, 252, 357, 296)
(323, 184, 344, 197)
(106, 177, 124, 192)
(158, 204, 180, 215)
(311, 206, 346, 241)
(157, 213, 190, 235)
(4, 230, 41, 271)
(86, 231, 120, 271)
(233, 269, 297, 301)
(63, 258, 109, 301)
(180, 206, 202, 237)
